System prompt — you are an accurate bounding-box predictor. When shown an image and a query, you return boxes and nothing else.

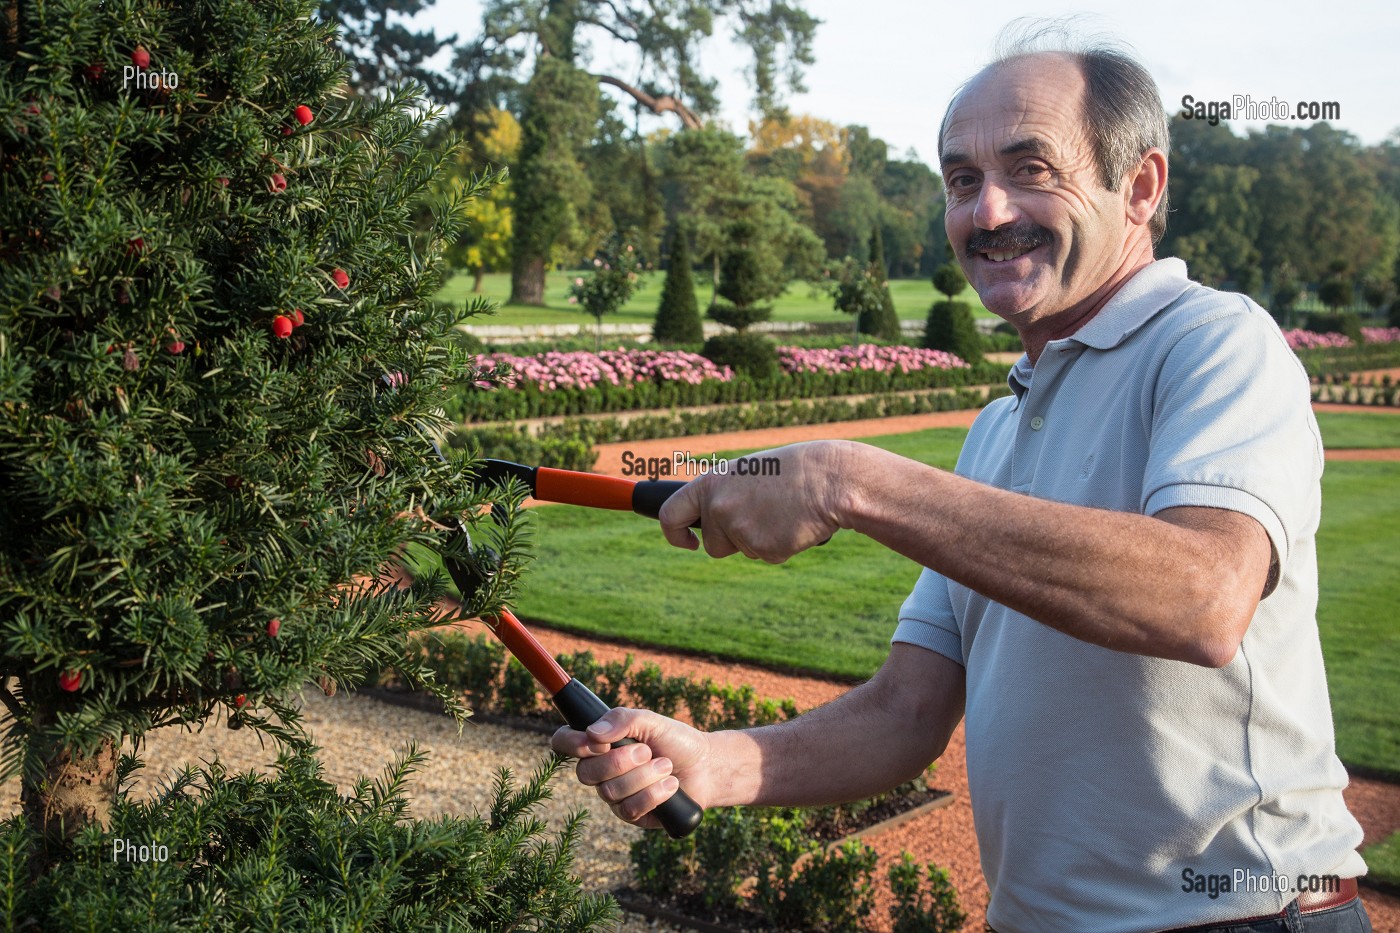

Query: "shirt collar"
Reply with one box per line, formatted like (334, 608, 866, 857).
(1005, 257, 1193, 401)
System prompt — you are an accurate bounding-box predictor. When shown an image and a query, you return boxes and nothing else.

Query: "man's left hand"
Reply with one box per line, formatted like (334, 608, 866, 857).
(657, 440, 856, 563)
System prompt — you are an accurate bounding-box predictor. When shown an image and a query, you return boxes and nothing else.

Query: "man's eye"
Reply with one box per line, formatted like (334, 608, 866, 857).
(1016, 162, 1050, 177)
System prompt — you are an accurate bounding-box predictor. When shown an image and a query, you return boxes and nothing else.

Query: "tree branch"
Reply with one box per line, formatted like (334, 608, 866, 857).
(578, 14, 637, 46)
(592, 73, 702, 130)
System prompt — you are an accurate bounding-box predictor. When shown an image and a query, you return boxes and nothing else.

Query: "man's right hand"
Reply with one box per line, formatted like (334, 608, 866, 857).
(550, 707, 717, 829)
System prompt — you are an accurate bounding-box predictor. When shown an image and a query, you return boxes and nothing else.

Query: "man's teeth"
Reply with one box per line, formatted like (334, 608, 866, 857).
(983, 247, 1034, 262)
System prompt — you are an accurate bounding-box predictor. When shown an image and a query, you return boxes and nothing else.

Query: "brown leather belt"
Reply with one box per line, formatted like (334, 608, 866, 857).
(984, 877, 1360, 933)
(1158, 877, 1360, 932)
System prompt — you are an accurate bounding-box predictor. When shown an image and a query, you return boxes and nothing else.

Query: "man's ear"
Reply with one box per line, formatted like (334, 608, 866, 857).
(1125, 147, 1168, 231)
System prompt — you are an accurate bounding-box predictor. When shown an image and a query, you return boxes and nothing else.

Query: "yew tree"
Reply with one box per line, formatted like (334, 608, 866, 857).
(0, 0, 528, 868)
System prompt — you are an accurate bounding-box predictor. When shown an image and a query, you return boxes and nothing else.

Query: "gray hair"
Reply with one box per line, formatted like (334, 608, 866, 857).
(940, 17, 1171, 243)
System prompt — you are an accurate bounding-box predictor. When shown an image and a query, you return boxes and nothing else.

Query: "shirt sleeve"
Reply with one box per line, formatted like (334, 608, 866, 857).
(1140, 297, 1323, 569)
(893, 567, 965, 667)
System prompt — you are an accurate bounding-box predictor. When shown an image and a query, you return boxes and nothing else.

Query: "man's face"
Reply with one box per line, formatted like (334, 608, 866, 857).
(939, 54, 1132, 327)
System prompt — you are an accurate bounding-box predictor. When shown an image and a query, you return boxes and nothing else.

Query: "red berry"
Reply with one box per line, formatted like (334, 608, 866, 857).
(281, 125, 293, 136)
(217, 177, 229, 187)
(294, 105, 314, 126)
(331, 268, 349, 289)
(166, 339, 185, 354)
(126, 236, 146, 256)
(291, 308, 305, 327)
(271, 315, 293, 339)
(268, 173, 287, 194)
(234, 694, 247, 708)
(131, 47, 150, 69)
(58, 670, 82, 692)
(266, 617, 281, 638)
(85, 63, 104, 82)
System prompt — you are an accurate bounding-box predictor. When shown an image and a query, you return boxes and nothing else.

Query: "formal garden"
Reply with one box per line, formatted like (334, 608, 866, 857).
(4, 0, 1400, 929)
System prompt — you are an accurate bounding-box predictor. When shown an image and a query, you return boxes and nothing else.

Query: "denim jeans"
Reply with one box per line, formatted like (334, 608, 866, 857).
(1164, 895, 1372, 933)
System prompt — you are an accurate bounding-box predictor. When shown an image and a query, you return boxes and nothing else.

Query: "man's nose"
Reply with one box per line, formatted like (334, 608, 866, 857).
(972, 177, 1019, 232)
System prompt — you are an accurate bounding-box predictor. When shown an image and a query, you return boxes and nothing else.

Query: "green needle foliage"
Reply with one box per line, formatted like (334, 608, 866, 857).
(0, 0, 537, 868)
(653, 229, 703, 344)
(0, 748, 618, 931)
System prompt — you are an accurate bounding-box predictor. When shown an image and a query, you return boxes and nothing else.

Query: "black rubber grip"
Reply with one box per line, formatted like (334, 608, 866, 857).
(631, 480, 696, 524)
(553, 678, 704, 839)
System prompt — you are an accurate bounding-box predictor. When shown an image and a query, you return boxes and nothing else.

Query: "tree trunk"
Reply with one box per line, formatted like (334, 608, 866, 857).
(21, 702, 119, 873)
(472, 266, 485, 293)
(510, 253, 547, 306)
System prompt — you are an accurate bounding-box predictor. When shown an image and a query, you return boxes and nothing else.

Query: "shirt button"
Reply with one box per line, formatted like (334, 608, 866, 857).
(1030, 416, 1044, 431)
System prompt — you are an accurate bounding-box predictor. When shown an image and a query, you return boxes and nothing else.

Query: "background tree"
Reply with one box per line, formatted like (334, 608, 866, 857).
(0, 0, 535, 877)
(1318, 260, 1356, 312)
(569, 237, 645, 349)
(437, 107, 519, 291)
(319, 0, 456, 99)
(654, 229, 704, 344)
(822, 256, 884, 344)
(925, 264, 982, 364)
(458, 0, 817, 305)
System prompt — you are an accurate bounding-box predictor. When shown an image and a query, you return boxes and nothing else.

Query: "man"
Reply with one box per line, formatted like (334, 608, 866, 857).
(550, 28, 1371, 933)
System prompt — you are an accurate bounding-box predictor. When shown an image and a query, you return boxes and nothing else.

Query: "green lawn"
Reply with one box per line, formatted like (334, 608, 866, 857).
(425, 411, 1400, 773)
(1313, 460, 1400, 777)
(1313, 411, 1400, 449)
(436, 271, 995, 329)
(1361, 831, 1400, 890)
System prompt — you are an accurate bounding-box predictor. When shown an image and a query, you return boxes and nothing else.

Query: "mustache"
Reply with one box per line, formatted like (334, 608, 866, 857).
(965, 224, 1052, 258)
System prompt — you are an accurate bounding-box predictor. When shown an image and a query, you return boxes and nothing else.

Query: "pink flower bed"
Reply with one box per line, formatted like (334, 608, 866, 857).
(1362, 327, 1400, 344)
(777, 344, 969, 374)
(1282, 329, 1352, 350)
(1281, 327, 1400, 350)
(475, 349, 734, 391)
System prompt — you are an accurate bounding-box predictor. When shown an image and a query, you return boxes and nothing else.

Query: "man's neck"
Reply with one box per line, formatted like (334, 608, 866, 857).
(1020, 242, 1156, 364)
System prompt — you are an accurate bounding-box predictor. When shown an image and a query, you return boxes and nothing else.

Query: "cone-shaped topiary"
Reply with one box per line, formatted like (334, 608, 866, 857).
(858, 227, 901, 341)
(653, 229, 704, 344)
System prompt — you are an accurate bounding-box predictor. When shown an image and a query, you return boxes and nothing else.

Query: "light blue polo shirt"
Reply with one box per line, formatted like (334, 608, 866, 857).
(893, 258, 1365, 933)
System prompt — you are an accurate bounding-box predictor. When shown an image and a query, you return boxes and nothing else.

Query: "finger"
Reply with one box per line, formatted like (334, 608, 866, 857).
(594, 755, 675, 806)
(658, 482, 702, 550)
(550, 724, 609, 759)
(610, 774, 683, 826)
(575, 741, 652, 787)
(699, 519, 740, 559)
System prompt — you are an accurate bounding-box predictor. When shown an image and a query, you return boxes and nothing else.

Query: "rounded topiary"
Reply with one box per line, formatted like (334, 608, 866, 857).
(707, 302, 772, 332)
(924, 300, 984, 365)
(654, 230, 704, 344)
(702, 332, 779, 380)
(931, 263, 967, 300)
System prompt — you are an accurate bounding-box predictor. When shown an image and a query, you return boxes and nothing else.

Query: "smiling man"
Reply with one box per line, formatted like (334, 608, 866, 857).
(550, 23, 1372, 933)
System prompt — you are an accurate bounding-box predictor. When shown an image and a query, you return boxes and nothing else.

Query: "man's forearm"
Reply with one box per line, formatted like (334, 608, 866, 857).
(839, 443, 1272, 667)
(705, 646, 965, 809)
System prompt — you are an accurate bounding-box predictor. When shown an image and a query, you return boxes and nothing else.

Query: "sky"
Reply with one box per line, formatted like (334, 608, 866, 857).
(406, 0, 1400, 170)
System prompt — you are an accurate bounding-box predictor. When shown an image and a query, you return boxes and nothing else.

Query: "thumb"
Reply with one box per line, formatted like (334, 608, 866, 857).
(585, 708, 642, 745)
(658, 481, 701, 550)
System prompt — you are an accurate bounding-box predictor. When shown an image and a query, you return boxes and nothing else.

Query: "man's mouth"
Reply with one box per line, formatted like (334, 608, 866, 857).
(978, 244, 1044, 263)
